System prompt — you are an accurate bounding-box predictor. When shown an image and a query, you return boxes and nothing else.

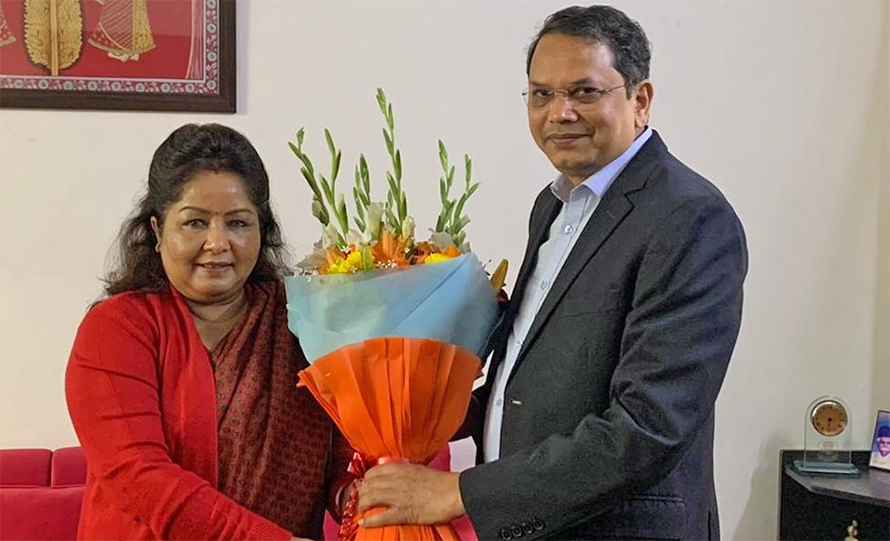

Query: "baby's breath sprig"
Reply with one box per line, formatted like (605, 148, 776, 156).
(435, 140, 479, 248)
(289, 128, 349, 248)
(376, 88, 408, 237)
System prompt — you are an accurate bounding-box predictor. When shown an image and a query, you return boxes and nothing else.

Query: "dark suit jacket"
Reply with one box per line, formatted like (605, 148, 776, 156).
(459, 131, 748, 541)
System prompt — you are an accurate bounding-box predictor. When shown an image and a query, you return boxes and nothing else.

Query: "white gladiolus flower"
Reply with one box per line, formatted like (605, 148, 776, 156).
(322, 223, 341, 248)
(402, 216, 416, 240)
(368, 202, 384, 240)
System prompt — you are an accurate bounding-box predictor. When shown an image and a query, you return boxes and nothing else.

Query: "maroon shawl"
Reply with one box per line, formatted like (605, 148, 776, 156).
(211, 280, 352, 538)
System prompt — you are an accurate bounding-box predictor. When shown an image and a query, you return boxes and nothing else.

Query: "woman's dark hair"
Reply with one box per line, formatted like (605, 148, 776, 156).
(526, 5, 651, 98)
(103, 123, 290, 296)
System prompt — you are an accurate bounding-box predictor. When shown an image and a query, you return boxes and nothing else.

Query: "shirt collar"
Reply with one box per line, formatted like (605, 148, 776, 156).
(550, 126, 653, 203)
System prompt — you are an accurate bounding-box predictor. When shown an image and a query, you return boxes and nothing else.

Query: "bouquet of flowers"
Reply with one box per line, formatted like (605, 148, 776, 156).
(285, 89, 504, 541)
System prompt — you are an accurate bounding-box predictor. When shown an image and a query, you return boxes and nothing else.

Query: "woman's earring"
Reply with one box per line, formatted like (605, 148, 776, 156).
(154, 242, 161, 253)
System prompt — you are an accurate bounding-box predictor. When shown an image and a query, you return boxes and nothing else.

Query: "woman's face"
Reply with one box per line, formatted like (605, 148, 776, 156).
(151, 170, 261, 304)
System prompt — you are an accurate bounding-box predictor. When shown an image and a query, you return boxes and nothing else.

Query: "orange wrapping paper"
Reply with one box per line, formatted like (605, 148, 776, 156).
(298, 336, 481, 541)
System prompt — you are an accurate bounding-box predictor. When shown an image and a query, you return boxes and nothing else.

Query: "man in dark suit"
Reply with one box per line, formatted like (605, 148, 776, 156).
(357, 5, 747, 540)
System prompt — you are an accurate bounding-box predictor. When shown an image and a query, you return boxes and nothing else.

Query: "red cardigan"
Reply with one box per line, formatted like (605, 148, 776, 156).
(66, 284, 346, 540)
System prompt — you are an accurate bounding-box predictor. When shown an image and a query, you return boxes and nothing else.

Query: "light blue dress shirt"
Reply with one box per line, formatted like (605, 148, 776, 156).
(483, 127, 653, 462)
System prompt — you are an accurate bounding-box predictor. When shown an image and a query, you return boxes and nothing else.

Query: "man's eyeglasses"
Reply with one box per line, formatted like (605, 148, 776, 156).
(522, 84, 626, 109)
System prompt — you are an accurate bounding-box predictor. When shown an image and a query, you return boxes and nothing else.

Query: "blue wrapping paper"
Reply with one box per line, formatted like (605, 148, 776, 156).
(285, 253, 499, 364)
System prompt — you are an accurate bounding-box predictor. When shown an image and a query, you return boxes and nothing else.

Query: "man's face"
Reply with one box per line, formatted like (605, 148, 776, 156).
(878, 436, 890, 457)
(527, 33, 651, 186)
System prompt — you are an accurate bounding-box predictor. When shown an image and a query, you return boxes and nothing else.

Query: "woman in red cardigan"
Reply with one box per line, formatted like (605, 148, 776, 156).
(66, 123, 354, 540)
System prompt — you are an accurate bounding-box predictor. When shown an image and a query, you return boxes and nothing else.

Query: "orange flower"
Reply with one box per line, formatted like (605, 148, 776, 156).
(443, 245, 461, 258)
(372, 230, 410, 267)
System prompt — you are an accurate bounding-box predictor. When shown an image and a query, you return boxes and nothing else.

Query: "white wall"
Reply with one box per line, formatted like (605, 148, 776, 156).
(1, 1, 887, 539)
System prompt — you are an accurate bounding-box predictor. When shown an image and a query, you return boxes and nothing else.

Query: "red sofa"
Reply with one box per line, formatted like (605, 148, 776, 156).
(0, 447, 86, 541)
(0, 446, 476, 541)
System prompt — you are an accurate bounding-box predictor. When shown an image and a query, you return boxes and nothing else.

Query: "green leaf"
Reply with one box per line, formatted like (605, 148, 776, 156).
(324, 129, 336, 156)
(394, 150, 402, 180)
(332, 150, 342, 181)
(321, 175, 335, 207)
(290, 145, 316, 179)
(300, 169, 323, 200)
(467, 182, 480, 198)
(296, 128, 305, 147)
(314, 198, 330, 225)
(383, 129, 394, 156)
(289, 143, 317, 178)
(465, 155, 472, 182)
(386, 176, 399, 205)
(353, 186, 365, 213)
(448, 165, 456, 184)
(399, 191, 407, 218)
(439, 179, 448, 202)
(337, 195, 349, 235)
(454, 194, 468, 224)
(360, 155, 370, 185)
(442, 200, 455, 225)
(438, 140, 448, 170)
(385, 208, 399, 233)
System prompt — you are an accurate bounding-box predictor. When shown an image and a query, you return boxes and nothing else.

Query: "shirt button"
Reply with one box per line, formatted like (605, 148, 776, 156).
(495, 398, 503, 406)
(540, 280, 549, 289)
(563, 224, 575, 234)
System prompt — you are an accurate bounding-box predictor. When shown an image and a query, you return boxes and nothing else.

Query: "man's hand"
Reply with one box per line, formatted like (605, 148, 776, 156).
(357, 463, 465, 527)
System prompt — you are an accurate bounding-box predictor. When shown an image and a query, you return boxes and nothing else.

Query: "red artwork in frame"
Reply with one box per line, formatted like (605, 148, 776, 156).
(0, 0, 235, 112)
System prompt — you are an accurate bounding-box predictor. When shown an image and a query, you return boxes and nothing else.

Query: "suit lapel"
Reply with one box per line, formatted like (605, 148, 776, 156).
(507, 193, 562, 324)
(508, 132, 668, 379)
(512, 191, 632, 371)
(483, 191, 561, 397)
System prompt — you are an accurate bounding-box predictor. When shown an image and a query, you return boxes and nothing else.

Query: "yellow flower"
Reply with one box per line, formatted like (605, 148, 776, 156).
(423, 245, 462, 264)
(326, 250, 365, 274)
(325, 258, 349, 274)
(424, 252, 455, 264)
(345, 250, 364, 269)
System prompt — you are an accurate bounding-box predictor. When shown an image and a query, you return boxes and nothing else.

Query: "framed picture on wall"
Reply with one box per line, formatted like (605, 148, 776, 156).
(869, 410, 890, 471)
(0, 0, 235, 112)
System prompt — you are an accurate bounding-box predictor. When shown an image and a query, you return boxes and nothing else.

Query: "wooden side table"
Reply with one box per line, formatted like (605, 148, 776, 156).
(779, 450, 890, 540)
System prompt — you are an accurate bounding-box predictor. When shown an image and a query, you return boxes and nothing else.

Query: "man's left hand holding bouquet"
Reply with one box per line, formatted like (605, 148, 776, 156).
(285, 89, 505, 541)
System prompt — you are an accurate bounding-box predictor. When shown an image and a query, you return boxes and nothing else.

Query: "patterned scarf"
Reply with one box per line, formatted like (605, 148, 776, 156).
(210, 280, 336, 537)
